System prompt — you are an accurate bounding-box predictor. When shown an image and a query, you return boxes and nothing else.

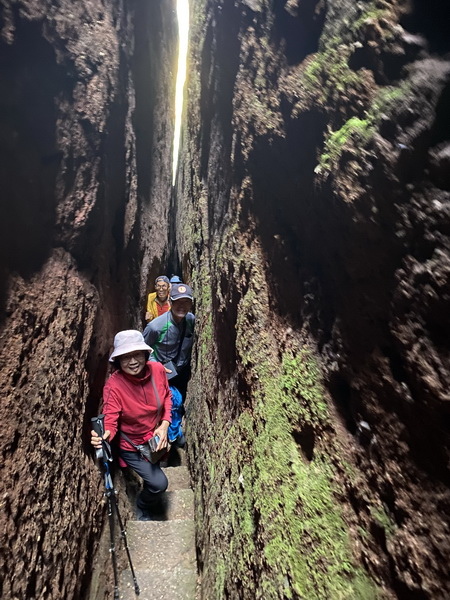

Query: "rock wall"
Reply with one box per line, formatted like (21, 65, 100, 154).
(177, 0, 450, 598)
(0, 1, 175, 598)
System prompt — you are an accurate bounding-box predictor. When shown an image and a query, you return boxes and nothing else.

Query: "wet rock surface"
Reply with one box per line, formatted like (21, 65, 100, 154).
(177, 0, 450, 598)
(1, 0, 450, 598)
(0, 1, 175, 598)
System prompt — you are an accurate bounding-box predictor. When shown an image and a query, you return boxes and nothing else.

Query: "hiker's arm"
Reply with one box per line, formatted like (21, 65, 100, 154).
(143, 322, 158, 347)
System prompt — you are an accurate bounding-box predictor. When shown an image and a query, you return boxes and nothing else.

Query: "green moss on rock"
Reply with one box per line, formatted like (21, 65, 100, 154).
(319, 117, 372, 169)
(318, 83, 409, 170)
(249, 348, 375, 598)
(195, 328, 378, 598)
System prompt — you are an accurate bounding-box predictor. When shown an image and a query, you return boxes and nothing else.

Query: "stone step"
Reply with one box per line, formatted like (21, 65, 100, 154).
(162, 445, 188, 469)
(125, 519, 196, 571)
(164, 488, 194, 520)
(119, 565, 197, 600)
(118, 463, 197, 600)
(164, 465, 191, 491)
(134, 489, 194, 521)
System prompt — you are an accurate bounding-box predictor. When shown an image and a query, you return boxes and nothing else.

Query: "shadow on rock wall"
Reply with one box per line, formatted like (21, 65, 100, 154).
(0, 16, 73, 320)
(246, 108, 328, 332)
(200, 1, 241, 232)
(272, 0, 326, 65)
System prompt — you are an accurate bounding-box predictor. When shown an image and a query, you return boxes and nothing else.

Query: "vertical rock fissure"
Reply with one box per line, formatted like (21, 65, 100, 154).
(175, 1, 450, 599)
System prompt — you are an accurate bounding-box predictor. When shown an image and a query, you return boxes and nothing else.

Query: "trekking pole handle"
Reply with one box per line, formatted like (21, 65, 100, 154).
(91, 414, 112, 461)
(91, 414, 106, 437)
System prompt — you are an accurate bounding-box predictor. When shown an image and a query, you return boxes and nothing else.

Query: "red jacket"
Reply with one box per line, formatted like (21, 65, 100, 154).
(102, 362, 172, 452)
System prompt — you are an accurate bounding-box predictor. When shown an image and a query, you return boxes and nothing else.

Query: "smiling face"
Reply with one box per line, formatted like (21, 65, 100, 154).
(119, 351, 147, 377)
(171, 298, 192, 322)
(155, 280, 170, 302)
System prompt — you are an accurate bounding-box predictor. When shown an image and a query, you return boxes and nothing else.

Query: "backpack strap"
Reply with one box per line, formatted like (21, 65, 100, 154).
(120, 365, 163, 448)
(120, 430, 155, 462)
(150, 372, 161, 412)
(120, 430, 139, 449)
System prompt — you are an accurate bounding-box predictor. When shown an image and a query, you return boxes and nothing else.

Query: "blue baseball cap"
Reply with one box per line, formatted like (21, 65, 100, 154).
(170, 283, 193, 301)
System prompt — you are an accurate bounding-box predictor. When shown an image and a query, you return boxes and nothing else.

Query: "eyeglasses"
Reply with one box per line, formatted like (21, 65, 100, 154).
(119, 352, 146, 364)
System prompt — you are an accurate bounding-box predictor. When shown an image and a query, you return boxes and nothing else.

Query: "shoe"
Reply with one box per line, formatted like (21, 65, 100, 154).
(137, 500, 160, 521)
(137, 496, 154, 516)
(136, 497, 149, 511)
(139, 511, 156, 521)
(137, 492, 166, 520)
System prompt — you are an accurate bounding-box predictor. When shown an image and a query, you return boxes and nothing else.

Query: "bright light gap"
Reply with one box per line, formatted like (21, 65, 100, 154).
(172, 0, 190, 186)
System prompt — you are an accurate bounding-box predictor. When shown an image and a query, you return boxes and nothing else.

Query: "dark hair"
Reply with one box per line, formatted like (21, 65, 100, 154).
(155, 275, 170, 285)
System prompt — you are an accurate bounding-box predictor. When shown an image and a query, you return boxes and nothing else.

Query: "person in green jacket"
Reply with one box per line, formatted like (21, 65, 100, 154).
(143, 283, 195, 401)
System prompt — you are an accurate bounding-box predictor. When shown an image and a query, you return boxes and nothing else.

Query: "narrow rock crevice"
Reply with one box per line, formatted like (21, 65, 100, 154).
(2, 0, 450, 599)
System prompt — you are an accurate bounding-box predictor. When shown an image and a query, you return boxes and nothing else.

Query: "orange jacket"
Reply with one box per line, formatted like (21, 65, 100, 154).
(146, 291, 171, 321)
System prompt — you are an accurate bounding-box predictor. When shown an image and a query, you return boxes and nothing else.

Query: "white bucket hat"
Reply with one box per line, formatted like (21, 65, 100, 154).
(109, 330, 153, 362)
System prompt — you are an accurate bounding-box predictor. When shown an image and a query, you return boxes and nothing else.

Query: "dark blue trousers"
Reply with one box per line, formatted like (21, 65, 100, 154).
(120, 450, 168, 508)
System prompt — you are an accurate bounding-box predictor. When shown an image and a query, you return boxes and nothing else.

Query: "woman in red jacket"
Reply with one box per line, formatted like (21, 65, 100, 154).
(91, 330, 172, 519)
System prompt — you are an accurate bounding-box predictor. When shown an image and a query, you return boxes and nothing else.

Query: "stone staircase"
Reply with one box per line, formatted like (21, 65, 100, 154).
(119, 465, 197, 600)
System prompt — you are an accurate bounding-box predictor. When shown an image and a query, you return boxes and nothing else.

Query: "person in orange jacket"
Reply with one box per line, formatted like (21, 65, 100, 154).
(145, 275, 171, 322)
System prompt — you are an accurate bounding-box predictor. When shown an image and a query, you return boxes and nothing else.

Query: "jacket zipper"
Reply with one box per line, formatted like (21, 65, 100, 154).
(141, 382, 150, 405)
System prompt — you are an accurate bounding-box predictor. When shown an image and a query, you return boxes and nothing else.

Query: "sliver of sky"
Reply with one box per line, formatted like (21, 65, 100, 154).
(172, 0, 190, 186)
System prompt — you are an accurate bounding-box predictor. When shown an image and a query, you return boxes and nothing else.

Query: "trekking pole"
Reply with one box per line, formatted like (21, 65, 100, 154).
(91, 415, 140, 598)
